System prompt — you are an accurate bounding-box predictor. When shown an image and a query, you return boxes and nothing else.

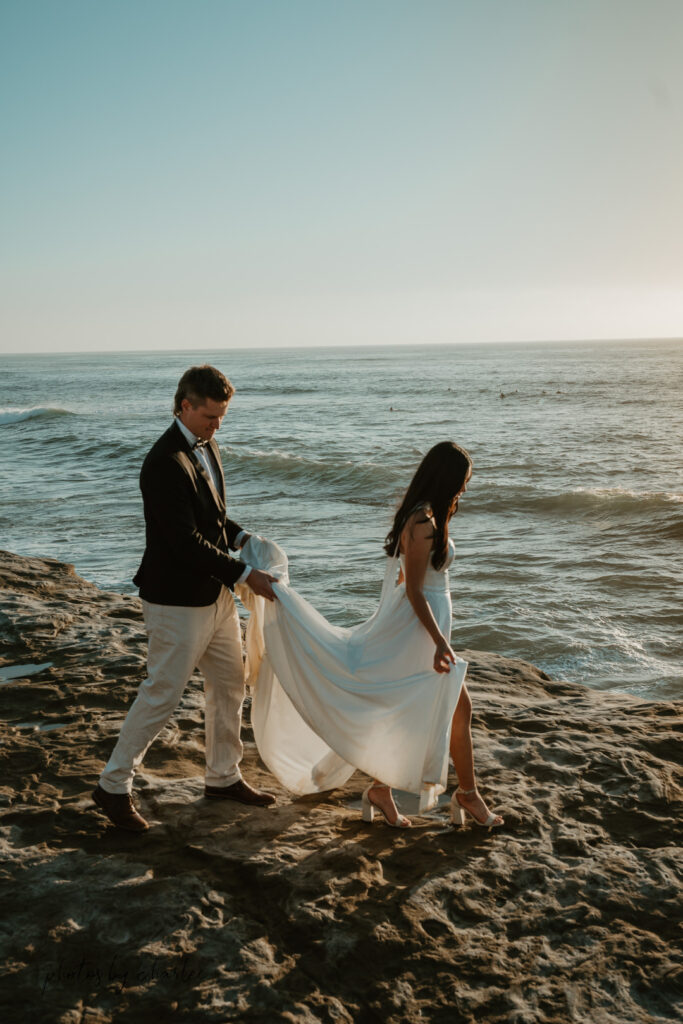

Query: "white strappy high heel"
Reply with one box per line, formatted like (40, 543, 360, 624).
(361, 785, 411, 829)
(450, 787, 504, 828)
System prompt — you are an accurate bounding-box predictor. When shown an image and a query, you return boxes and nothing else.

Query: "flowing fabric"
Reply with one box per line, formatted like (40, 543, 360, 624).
(236, 535, 467, 812)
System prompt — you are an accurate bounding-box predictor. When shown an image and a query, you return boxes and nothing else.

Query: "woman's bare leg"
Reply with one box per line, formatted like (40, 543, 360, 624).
(449, 685, 503, 825)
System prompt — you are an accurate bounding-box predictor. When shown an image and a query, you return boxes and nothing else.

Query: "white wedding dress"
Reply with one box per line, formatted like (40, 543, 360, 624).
(236, 534, 467, 812)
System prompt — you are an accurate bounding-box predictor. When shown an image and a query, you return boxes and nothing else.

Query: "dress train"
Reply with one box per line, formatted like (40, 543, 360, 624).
(236, 535, 467, 812)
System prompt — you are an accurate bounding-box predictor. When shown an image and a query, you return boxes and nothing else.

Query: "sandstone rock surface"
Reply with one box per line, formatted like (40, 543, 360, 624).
(0, 550, 681, 1023)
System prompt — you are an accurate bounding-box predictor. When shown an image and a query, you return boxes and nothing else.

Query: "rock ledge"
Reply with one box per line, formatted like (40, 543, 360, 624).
(0, 550, 681, 1024)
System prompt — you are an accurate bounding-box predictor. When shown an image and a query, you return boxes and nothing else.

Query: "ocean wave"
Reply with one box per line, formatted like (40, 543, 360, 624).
(0, 406, 74, 426)
(228, 451, 683, 525)
(222, 445, 399, 498)
(477, 484, 683, 518)
(537, 486, 683, 514)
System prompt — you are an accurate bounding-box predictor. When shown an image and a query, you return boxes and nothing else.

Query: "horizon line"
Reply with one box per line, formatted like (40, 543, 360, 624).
(1, 336, 681, 358)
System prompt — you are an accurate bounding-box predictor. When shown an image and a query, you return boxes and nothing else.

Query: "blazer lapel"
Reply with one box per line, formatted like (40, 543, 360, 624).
(208, 439, 226, 504)
(192, 449, 225, 514)
(173, 422, 226, 514)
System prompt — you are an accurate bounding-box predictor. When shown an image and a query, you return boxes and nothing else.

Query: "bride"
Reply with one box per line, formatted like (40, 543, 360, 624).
(238, 441, 503, 830)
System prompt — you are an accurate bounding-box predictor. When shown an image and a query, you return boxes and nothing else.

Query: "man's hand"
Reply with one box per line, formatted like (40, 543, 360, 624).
(246, 568, 278, 602)
(239, 532, 251, 547)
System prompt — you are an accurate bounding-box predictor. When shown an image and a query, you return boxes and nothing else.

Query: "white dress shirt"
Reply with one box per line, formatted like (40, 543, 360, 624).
(175, 417, 251, 583)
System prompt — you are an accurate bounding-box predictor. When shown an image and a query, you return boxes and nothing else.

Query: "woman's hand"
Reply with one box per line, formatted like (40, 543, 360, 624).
(434, 636, 456, 674)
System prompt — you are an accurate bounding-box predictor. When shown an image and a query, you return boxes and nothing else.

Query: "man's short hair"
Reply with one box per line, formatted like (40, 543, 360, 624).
(173, 365, 235, 414)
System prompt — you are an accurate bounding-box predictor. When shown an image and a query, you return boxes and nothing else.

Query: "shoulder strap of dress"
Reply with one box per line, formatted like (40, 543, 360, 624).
(391, 502, 434, 556)
(404, 501, 434, 522)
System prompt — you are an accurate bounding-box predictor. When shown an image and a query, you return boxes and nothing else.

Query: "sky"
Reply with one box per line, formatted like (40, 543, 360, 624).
(1, 0, 682, 353)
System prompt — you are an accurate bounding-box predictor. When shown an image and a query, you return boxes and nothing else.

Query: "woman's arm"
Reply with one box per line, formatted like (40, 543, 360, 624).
(401, 513, 456, 674)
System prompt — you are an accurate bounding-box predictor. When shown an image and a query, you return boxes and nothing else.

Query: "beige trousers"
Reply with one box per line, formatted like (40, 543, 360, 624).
(99, 586, 244, 794)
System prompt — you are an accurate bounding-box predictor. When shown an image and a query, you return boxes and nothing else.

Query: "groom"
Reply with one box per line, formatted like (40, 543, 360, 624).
(93, 364, 278, 831)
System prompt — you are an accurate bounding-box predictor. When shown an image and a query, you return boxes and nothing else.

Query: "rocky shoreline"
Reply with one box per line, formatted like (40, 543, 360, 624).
(0, 550, 681, 1023)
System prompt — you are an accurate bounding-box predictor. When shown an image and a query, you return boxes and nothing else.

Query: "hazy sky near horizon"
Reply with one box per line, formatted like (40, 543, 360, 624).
(1, 0, 682, 353)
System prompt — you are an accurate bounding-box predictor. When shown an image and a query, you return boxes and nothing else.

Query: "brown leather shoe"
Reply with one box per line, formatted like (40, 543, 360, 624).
(204, 779, 276, 807)
(92, 784, 149, 832)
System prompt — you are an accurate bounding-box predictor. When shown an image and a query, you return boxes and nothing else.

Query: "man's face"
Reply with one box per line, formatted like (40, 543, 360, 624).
(179, 397, 229, 442)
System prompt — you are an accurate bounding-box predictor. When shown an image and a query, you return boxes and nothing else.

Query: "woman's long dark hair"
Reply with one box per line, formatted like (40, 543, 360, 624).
(384, 441, 473, 569)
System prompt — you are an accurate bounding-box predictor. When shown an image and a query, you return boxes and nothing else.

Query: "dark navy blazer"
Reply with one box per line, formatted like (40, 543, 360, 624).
(133, 420, 246, 606)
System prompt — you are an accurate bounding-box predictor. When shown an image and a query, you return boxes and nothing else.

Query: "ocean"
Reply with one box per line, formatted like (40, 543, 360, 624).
(1, 340, 681, 700)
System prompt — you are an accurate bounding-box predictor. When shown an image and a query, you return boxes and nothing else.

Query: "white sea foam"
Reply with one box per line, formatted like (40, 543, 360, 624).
(572, 486, 683, 504)
(0, 406, 72, 426)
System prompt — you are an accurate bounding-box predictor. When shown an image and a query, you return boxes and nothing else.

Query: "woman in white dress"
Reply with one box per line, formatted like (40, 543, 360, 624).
(241, 441, 504, 830)
(364, 440, 504, 829)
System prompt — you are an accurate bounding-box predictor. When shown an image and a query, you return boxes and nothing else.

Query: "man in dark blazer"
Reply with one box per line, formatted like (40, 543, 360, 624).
(93, 365, 277, 831)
